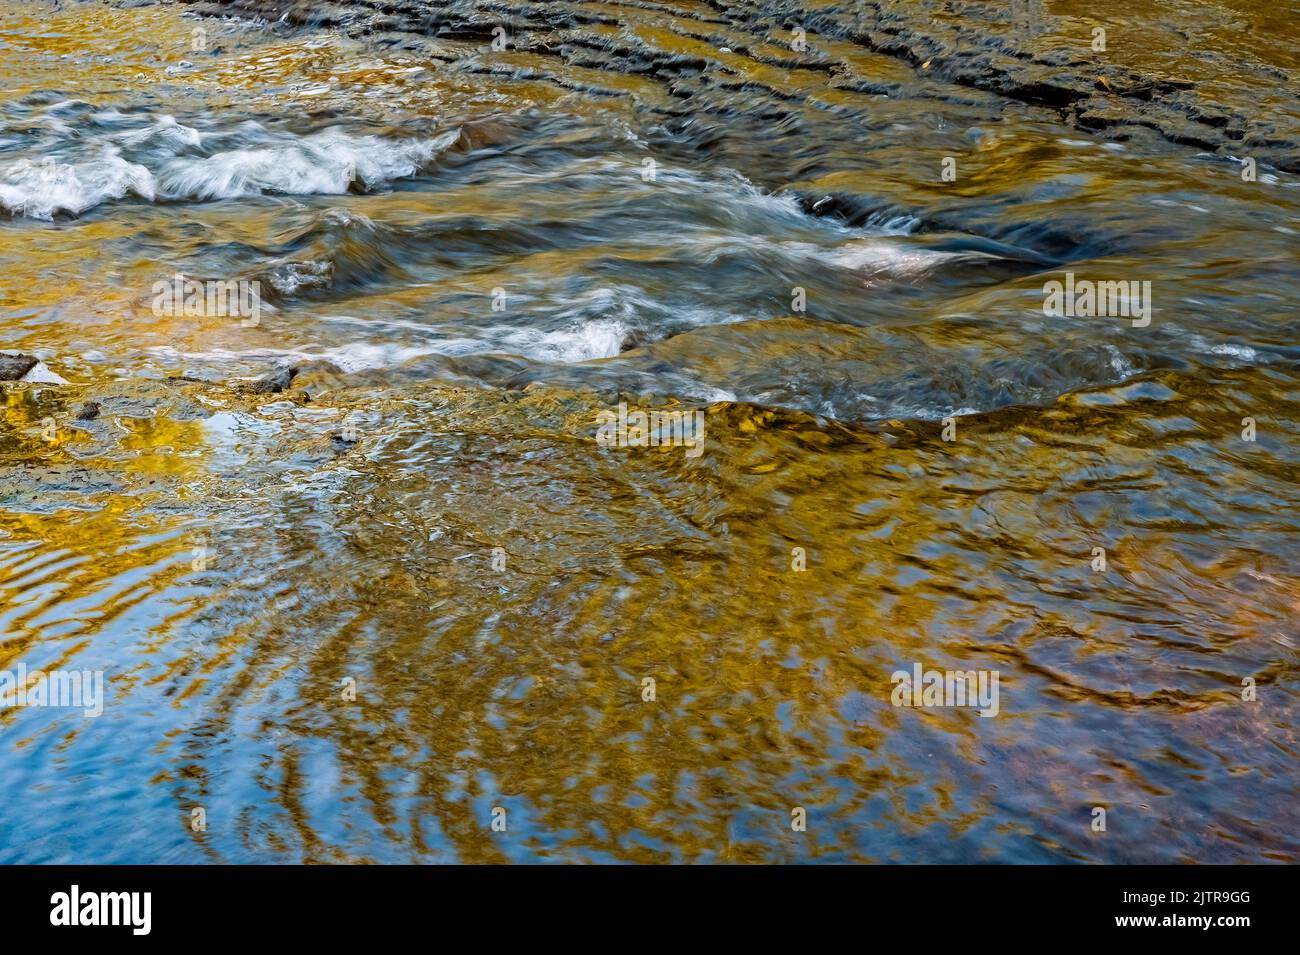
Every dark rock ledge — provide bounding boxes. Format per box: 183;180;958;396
182;0;1299;173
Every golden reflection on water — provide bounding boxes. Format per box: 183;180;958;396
5;364;1292;862
0;0;1297;864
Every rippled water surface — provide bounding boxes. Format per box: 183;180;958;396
0;0;1297;863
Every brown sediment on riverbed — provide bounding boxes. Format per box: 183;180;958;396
183;0;1299;173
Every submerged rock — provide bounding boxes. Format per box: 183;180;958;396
0;353;68;383
0;352;38;380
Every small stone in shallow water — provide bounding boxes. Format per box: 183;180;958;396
0;353;38;381
236;365;299;394
75;401;101;421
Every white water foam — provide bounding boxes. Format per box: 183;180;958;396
146;343;443;373
0;151;155;219
146;313;632;375
153;127;460;201
825;239;991;275
498;318;630;363
0;114;460;218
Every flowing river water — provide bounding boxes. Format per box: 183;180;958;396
0;0;1297;863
